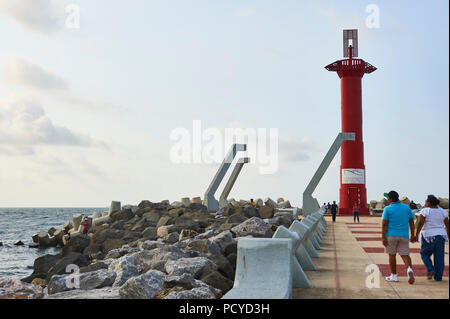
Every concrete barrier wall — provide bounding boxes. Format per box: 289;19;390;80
223;209;326;299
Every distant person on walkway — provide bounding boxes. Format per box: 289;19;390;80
382;191;416;284
353;203;360;223
331;201;338;222
321;203;327;212
250;199;256;208
410;201;418;210
82;217;89;235
327;202;331;213
415;195;449;281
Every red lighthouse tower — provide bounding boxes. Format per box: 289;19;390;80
325;29;376;215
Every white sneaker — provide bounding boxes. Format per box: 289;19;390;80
385;274;399;282
407;267;415;284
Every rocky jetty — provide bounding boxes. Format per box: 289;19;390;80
9;197;295;299
369;196;449;214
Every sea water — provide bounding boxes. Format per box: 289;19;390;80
0;207;104;279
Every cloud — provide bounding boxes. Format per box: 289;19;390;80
3;57;69;90
236;8;256;17
0;99;105;149
278;136;315;162
2;58;124;111
0;0;65;34
0;145;35;156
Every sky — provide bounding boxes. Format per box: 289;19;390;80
0;0;448;207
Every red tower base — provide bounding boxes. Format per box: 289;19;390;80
339;183;369;215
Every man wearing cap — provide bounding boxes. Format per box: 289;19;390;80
381;190;416;284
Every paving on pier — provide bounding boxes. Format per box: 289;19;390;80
293;216;449;299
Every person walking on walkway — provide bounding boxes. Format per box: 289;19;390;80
353;203;360;223
381;190;416;284
415;195;449;281
331;201;338;222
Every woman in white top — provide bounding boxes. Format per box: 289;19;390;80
415;195;449;281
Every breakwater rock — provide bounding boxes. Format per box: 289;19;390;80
19;198;293;299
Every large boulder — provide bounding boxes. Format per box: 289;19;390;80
133;246;190;274
207;254;235;281
61;235;90;256
46;252;90;282
157;225;179;238
79;269;117;290
119;270;165;299
184;239;221;255
162;232;179;244
400;197;411;206
209;230;234;253
109;255;139;287
258;205;274;219
156;216;174;228
83;243;103;260
278;200;292;209
79;261;109;274
22;254;61;283
104;246;141;259
47;269;116;294
141;226;158;240
165;257;216;278
231;217;273;238
110;208;134;223
160;273;221;299
199;269;233;294
227;214;248;224
102;238;126;254
264;197;277;208
195;229;221;240
369;200;378;209
438;197;449;209
0;277;44;299
179;229;199;241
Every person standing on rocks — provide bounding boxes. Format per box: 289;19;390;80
81;217;89;235
250;199;256;208
381;191;416;284
415;195;449;281
331;201;338;222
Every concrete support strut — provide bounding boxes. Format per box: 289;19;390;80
219;157;250;208
203;144;246;211
302;132;355;216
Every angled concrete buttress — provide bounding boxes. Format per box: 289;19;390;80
302;132;355;216
219;157;250;209
203;144;246;211
223;238;294;299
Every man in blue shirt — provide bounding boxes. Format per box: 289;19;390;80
381;190;416;284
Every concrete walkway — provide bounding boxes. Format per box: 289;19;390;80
292;216;449;299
